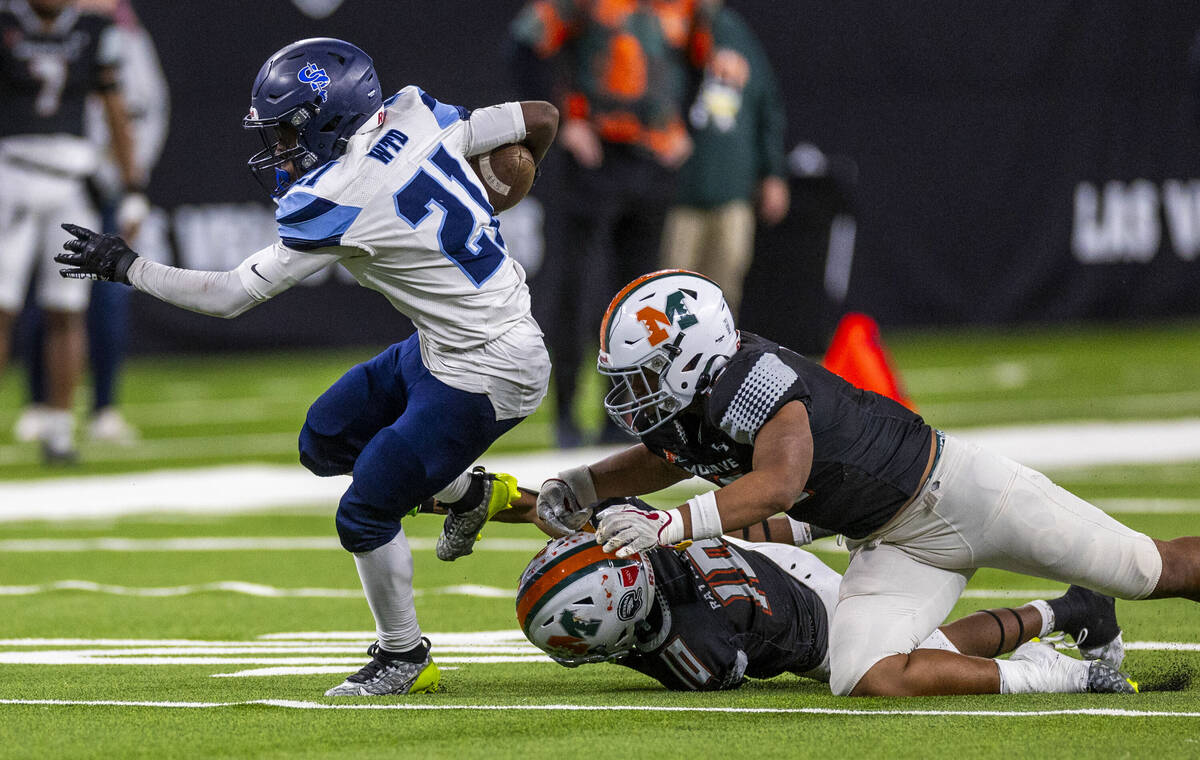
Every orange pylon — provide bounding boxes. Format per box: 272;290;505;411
822;313;915;410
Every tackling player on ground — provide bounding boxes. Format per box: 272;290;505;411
55;37;559;697
518;524;1130;693
534;269;1200;697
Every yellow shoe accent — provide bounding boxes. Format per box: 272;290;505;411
474;472;519;541
409;660;441;694
1127;678;1139;694
485;472;519;520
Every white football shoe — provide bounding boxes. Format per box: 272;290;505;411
12;405;49;443
88;409;140;445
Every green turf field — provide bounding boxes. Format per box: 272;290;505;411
1;322;1199;758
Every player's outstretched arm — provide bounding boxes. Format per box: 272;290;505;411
57;224;337;319
596;403;814;556
533;445;691;536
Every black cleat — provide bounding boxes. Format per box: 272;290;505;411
1056;585;1125;670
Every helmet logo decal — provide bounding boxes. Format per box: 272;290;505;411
559;610;602;638
636;306;671;346
619;565;640;587
298;62;331;102
545;635;590;655
664;290;699;330
617;588;644;621
635;289;699;346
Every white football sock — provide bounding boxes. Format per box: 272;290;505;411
433;471;472;503
997;643;1088;694
353;529;422;654
1027;599;1055;637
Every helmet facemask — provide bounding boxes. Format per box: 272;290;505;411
600;347;685;435
244;104;324;196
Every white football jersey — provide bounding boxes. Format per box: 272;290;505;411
270;87;548;417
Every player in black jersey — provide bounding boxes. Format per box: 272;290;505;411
0;0;143;461
517;514;1130;693
532;269;1200;697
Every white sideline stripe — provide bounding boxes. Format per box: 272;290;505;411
213;666;461;677
0;581;1094;600
0;581;512;599
0;582;1139;601
3;419;1200;522
1095;499;1200;514
0;631;531;646
212;666;386;677
0;537;549;553
0;644;540;656
257;631;529;643
954;418;1200;468
0;654;550;665
1;698;1198;718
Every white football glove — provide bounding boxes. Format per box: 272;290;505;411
536;465;598;536
595;503;681;558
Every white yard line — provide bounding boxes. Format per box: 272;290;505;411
0;581;512;599
0;697;1197;718
0;537;549;552
0;653;550;665
0;631;531;646
0;580;1092;600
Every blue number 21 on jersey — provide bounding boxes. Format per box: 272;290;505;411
393;144;507;287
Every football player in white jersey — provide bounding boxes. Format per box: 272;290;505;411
0;0;145;461
56;37;560;697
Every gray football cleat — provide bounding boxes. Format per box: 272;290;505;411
435;468;518;561
324;641;440;697
1086;658;1139;694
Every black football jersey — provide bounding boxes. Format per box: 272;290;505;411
615;538;827;691
0;2;117;138
641;331;933;538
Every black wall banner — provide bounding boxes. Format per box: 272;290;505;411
127;1;1200;354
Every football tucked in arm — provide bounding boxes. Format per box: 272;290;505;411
469;143;536;213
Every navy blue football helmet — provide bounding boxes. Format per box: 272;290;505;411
244;38;383;196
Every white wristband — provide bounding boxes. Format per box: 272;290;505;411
558;465;598;509
685;491;723;540
660;508;685;545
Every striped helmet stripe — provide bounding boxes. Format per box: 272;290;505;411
516;544;623;633
598;269;720;352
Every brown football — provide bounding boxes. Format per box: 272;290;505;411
469;143;536;213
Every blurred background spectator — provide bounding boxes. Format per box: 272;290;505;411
661;5;788;316
3;2;1200;458
0;0;144;462
14;0;168;449
508;0;736;448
